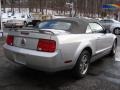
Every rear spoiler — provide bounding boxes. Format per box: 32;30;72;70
38;30;55;35
8;27;35;31
8;28;55;35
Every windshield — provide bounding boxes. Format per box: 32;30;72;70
37;20;72;30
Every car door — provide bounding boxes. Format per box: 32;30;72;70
89;23;109;54
104;29;114;49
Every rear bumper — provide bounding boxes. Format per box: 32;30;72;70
4;23;24;28
3;44;69;72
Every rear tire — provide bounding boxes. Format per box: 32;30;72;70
24;21;27;27
72;50;91;79
19;26;23;28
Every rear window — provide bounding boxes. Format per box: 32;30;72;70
38;20;72;30
99;20;113;23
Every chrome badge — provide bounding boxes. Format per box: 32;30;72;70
21;38;26;46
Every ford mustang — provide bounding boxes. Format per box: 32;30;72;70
3;18;117;79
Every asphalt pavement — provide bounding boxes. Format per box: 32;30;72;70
0;35;120;90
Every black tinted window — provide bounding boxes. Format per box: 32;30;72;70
99;20;113;23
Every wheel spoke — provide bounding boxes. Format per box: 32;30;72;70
80;55;89;74
80;64;85;73
115;29;120;35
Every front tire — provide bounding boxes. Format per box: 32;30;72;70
110;40;117;56
72;50;91;79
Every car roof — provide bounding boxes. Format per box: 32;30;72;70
53;17;97;23
100;19;120;23
48;17;98;34
100;19;113;21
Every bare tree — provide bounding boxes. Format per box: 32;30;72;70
1;0;120;17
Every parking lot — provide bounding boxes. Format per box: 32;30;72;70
2;0;120;89
0;30;120;90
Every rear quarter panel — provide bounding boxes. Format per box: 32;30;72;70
51;34;96;68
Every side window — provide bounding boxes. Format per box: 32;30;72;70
86;25;92;33
100;20;113;23
89;23;104;33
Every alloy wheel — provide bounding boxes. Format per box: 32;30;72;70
79;55;89;75
114;28;120;35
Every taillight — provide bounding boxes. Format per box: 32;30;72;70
37;39;56;52
6;35;14;46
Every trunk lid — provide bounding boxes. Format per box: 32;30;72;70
9;29;53;50
8;29;69;51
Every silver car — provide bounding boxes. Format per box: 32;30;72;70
99;19;120;35
3;18;117;79
4;19;24;28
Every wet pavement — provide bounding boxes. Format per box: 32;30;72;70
0;36;120;90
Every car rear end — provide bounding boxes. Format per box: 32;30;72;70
5;20;24;28
3;18;80;72
14;20;24;27
3;29;68;72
